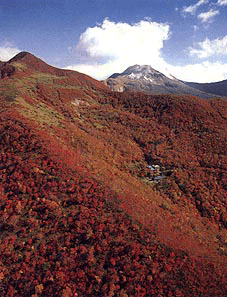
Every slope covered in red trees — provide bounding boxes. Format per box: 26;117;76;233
0;53;227;296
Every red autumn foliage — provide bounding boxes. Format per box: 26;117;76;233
0;52;227;296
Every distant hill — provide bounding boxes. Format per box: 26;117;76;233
103;65;224;98
185;79;227;97
0;53;227;296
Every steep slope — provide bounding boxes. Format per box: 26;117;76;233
0;53;227;296
185;79;227;97
103;65;221;98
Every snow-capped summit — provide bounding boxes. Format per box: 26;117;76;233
109;65;166;84
103;64;218;97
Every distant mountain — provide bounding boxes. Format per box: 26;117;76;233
185;80;227;97
103;65;223;98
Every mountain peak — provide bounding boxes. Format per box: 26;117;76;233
8;51;34;63
123;64;162;75
105;64;177;93
0;51;65;78
8;51;55;73
109;64;165;81
104;64;220;97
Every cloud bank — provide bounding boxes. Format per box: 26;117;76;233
169;61;227;83
66;18;170;79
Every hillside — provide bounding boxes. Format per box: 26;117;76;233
0;52;227;296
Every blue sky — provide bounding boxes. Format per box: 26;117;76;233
1;0;227;82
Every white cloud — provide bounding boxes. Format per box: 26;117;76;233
169;61;227;83
66;18;170;80
189;36;227;58
217;0;227;5
0;45;20;61
198;8;219;22
182;0;209;15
